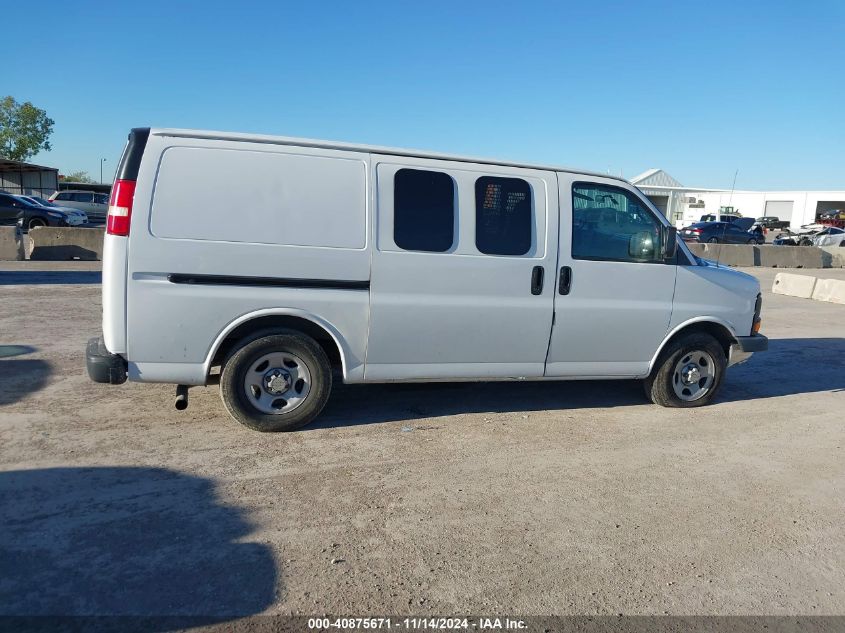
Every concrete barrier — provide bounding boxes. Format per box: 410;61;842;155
686;243;758;266
811;278;845;305
757;244;825;268
820;246;845;268
0;226;24;261
687;243;829;268
28;227;105;261
772;272;817;298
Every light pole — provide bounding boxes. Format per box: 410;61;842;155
100;158;107;184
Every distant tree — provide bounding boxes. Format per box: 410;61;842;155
61;170;95;183
0;96;54;162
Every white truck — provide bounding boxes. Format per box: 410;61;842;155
87;128;767;431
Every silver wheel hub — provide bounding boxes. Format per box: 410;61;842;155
243;352;312;415
672;350;716;402
680;364;701;385
263;369;291;395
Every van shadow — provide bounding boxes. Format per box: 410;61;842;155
0;348;51;405
0;467;276;621
316;378;647;429
314;338;845;428
718;337;845;402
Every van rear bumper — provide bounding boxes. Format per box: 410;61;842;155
86;337;128;384
728;334;768;367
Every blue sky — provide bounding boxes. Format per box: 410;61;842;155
5;0;843;189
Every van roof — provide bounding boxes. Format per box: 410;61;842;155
150;128;628;183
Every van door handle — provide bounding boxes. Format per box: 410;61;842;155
559;266;572;295
530;266;544;295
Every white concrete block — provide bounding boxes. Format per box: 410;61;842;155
811;278;845;305
772;272;817;299
0;226;24;260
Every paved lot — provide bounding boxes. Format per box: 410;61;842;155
1;264;843;618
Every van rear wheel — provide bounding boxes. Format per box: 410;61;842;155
220;332;332;431
644;333;726;407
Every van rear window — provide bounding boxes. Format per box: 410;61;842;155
393;169;455;253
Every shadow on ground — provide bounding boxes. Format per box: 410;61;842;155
0;270;102;285
314;338;845;429
316;379;644;429
720;337;845;402
0;353;51;405
0;467;276;620
0;345;36;359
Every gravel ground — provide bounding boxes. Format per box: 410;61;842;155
0;264;843;620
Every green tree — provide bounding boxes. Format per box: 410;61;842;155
62;170;95;184
0;96;54;162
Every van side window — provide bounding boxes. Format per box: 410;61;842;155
572;183;662;263
475;177;532;256
394;168;455;252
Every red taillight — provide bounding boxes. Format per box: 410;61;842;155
106;179;136;236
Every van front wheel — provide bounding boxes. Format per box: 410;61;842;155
220;332;332;431
644;333;726;407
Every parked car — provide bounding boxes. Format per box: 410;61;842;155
699;213;743;223
755;216;790;230
86;127;767;431
812;226;845;247
775;223;827;244
49;190;109;221
0;192;80;230
18;195;88;225
681;218;763;244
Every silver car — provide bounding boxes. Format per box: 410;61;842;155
49;190;109;222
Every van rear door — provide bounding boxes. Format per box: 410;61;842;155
365;156;558;380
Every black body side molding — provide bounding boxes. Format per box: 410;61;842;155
167;273;370;291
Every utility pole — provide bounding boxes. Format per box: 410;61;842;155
100;158;107;184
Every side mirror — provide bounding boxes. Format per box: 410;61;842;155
628;231;657;260
664;226;678;260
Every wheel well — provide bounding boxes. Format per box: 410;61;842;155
210;315;343;372
659;321;735;361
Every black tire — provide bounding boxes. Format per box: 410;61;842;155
28;218;46;231
643;333;726;408
220;331;332;432
707;237;719;243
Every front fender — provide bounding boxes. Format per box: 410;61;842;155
647;317;739;374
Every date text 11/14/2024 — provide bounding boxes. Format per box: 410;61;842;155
308;617;527;630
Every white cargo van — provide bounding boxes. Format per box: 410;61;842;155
86;128;767;431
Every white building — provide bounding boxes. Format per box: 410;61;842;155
630;169;845;229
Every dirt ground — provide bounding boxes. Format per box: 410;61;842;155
1;263;844;620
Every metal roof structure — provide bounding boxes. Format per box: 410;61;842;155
0;158;58;173
630;168;684;188
0;157;59;197
152;128;629;183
